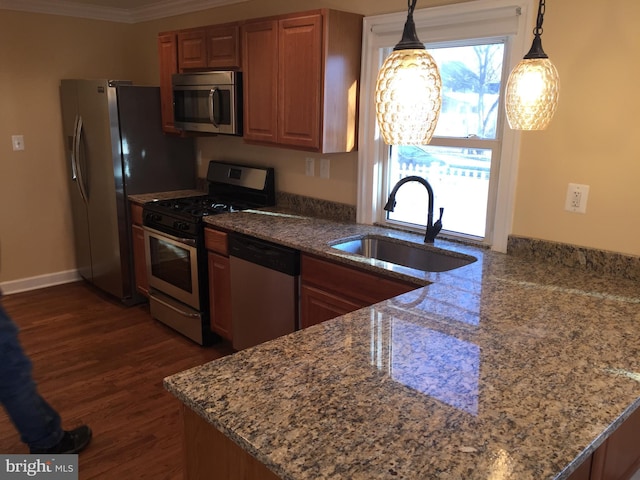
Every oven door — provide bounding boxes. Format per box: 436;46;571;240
144;227;200;310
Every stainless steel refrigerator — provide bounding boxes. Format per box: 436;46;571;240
59;79;196;305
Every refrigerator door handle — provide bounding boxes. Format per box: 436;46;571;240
73;115;89;204
208;88;219;128
71;115;80;181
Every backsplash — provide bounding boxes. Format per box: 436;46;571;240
507;235;640;282
276;192;356;223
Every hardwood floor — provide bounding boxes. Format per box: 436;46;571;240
0;282;234;479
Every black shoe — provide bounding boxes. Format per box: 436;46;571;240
31;425;92;454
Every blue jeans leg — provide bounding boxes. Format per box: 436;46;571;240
0;303;63;451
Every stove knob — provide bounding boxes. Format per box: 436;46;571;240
145;213;161;222
174;221;190;231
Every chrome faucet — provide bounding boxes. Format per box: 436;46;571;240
383;176;444;243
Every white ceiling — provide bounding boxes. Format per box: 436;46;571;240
0;0;249;23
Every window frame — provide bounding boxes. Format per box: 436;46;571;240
357;0;535;252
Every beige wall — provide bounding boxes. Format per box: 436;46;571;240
0;0;638;286
0;11;135;284
512;0;640;255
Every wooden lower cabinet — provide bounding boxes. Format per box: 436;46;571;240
130;203;148;297
568;456;592;480
300;254;416;329
208;252;232;341
182;404;279;480
588;405;640;480
300;284;363;328
566;404;640;480
205;228;232;341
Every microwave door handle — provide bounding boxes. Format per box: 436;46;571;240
208;88;219;128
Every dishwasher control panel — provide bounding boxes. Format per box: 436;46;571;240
228;233;300;276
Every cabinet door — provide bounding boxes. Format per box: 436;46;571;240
178;29;207;70
207;24;241;69
278;14;322;150
208;252;232;341
241;20;278;143
590;404;640;480
157;32;180;134
300;284;363;329
131;224;149;297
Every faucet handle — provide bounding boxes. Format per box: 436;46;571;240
433;207;444;232
425;208;444;243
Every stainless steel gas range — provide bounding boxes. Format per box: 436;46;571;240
142;161;275;345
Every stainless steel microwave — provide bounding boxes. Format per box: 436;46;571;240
172;71;242;135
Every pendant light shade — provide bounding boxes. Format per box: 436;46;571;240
375;0;442;145
505;0;559;130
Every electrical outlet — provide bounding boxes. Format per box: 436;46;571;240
11;135;24;151
320;158;330;179
305;157;315;176
565;183;589;214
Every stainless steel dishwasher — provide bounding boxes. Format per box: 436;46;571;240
228;233;300;351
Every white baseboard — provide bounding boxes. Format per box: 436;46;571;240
0;270;81;295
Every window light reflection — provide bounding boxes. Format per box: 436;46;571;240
371;313;480;415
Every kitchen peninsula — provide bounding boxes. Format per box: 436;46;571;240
164;208;640;480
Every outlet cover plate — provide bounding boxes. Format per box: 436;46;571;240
565;183;589;214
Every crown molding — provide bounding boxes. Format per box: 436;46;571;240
0;0;249;24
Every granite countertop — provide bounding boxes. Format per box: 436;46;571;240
164;208;640;480
128;189;205;205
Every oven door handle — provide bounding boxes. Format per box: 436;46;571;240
143;226;197;248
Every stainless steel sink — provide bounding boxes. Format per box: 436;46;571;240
331;235;476;272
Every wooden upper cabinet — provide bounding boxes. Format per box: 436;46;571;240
241;20;278;144
157;32;180;134
277;14;322;150
177;24;241;71
206;24;241;69
242;9;363;153
177;28;208;70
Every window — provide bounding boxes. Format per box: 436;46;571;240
358;0;535;252
386;41;506;241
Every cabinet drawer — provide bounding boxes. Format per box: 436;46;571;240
131;203;143;226
205;228;228;255
300;284;363;329
301;254;416;305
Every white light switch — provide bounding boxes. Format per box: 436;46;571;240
12;135;25;151
320;158;330;179
305;157;315;176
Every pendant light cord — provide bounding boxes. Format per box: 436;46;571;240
533;0;545;36
523;0;548;59
408;0;418;16
394;0;425;50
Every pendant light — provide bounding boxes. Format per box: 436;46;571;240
375;0;442;145
505;0;559;130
